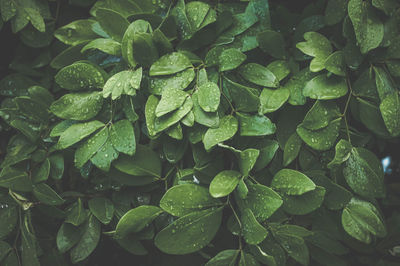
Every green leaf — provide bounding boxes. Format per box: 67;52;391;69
0;206;18;239
206;249;239;266
259;88;290;114
380;93;400;136
55;62;105;91
238;149;260;177
156;87;188;117
145;95;159;137
57;120;105;150
303;74;348;100
88;197;114;225
150;52;192;76
198;81;221;112
257;30;287;59
237;112;276;136
283;133;302;167
325;51;346;76
203;115;238;150
327;139;352;168
150;68;195;95
343;147;385;198
210;170;242;198
224;77;260;113
95;8;129;42
121;20;151;68
113;144;161;178
239;251;260;266
115;205;162;239
160;184;222;217
267;60;291;81
154;96;193;133
56;223;81;253
154;207;223;255
342;197;386;243
235;183;283;222
74;127;108;168
219;48;247;72
0;0;17;22
54;19;98;46
33;183;64;206
374;66;396;100
65;199;89;226
238;63;279;88
242;209;268;245
296;118;341;151
192;92;220;128
90;138;119;171
32;158;50;183
14;96;49;123
296;31;332;58
271;169;316;196
103;68;142;100
348;0;384;54
110;119;136;156
25;7;45;32
301;100;341;130
185;1;210;30
81;38;122;56
283;68;318;106
0;167;32;192
70;215;101;264
49;153;64;180
274;232;309;265
253;140;279;171
282;186;326;215
325;0;348;25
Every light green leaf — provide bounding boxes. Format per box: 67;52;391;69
25;7;45;32
348;0;384;54
327;139;352;168
239;63;279;88
154;96;193;133
380;93;400;136
238;149;260;177
235;183;283;222
57;120;105;150
266;60;291;81
110;119;136;156
242;209;268;245
283;68;318;105
197;81;221;112
186;1;210;30
271;169;316;196
70;215;101;264
303;75;348;100
219;48;247;72
103;68;142;100
154;207;223;255
203;115;238;150
160;184;222;217
95;8;129;42
74;127;108;168
33;183;64;206
297;118;341;151
55;62;105;91
237;112;276;136
150;52;192;76
259;88;290;114
115;205;162;239
342;197;386;243
325;51;346;76
296;31;332;58
301;100;341;130
88;197;114;225
149;68;195;95
156;87;188;117
90;138;119;171
81;38;122;56
210;170;242;198
343;147;385;198
192;92;220;128
50;92;103;122
145;95;159;137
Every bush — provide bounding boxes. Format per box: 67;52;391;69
0;0;400;265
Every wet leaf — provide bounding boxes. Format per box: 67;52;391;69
55;62;105;91
209;170;242;198
197;81;221;112
237;112;276;136
57;120;105;150
239;63;279;88
303;75;348;100
242;209;268;245
203;115;238;150
110;119;136;156
219;48;247;72
271;169;316;196
150;52;192;76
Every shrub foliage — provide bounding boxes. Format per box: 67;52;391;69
0;0;400;265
